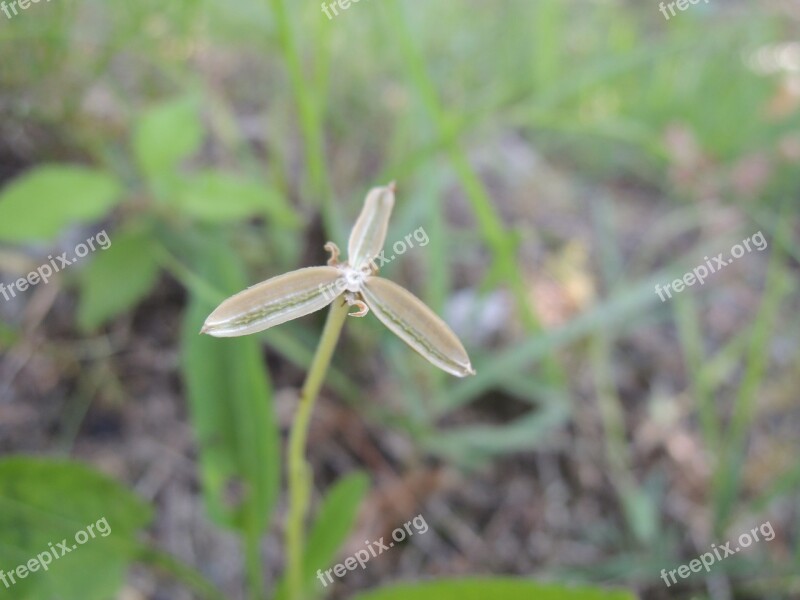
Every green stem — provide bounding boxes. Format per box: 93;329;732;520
286;298;350;600
267;0;339;240
385;0;565;391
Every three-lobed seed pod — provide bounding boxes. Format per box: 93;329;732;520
202;182;475;377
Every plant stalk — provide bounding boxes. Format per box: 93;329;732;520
286;298;350;600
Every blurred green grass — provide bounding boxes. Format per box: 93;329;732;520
1;0;799;598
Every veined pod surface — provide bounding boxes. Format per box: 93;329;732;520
348;183;395;270
361;276;475;377
202;266;343;337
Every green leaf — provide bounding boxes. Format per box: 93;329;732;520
133;97;203;180
352;578;637;600
274;471;370;600
305;472;370;577
180;230;279;534
77;225;160;332
0;166;122;242
440;273;664;416
619;485;659;546
426;403;570;466
173;170;300;227
0;457;152;600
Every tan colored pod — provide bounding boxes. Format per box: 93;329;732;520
361;276;475;377
202;266;344;337
347;183;395;270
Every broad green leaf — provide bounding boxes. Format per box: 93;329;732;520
352;578;637;600
0;166;122;242
305;472;370;578
274;471;370;600
180;230;279;533
133;97;203;180
173;170;299;227
77;226;160;332
0;457;152;600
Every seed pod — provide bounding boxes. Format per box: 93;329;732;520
202;266;343;337
348;183;395;270
361;276;475;377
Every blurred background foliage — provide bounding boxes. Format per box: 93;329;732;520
0;0;799;598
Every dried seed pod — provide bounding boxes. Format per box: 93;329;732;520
347;183;395;270
202;266;343;337
203;182;475;377
361;276;475;377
